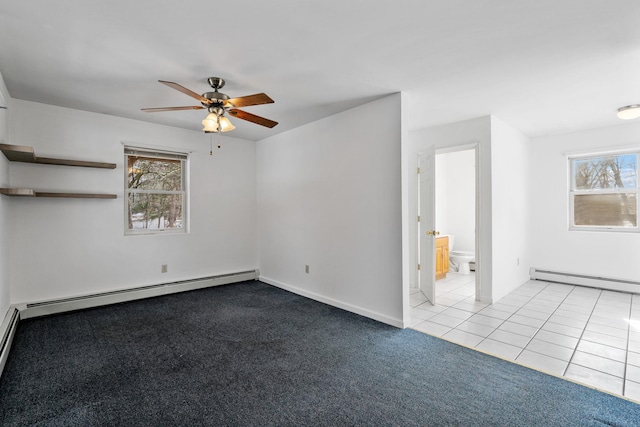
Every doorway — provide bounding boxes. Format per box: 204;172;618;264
417;144;479;307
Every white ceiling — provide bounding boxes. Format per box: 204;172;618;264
1;1;639;141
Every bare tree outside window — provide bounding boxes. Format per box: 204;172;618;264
125;148;187;234
570;152;638;230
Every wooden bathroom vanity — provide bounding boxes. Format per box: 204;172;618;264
435;236;450;280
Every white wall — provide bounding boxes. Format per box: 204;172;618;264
257;94;403;326
490;116;531;301
8;100;257;303
435;149;475;252
408;116;493;302
0;73;10;315
434;154;449;240
530;122;640;283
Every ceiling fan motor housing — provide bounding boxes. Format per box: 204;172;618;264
203;77;229;108
207;77;225;90
208;105;225;116
202;91;229;108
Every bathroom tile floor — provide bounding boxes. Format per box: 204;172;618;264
410;271;640;403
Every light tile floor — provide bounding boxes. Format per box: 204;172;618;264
410;271;640;402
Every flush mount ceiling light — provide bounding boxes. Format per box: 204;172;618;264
617;105;640;120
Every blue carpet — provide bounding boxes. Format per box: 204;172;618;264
1;281;639;426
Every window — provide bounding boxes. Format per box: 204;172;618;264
125;147;188;234
569;150;638;231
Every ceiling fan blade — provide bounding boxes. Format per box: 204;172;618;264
225;93;274;108
228;109;278;128
159;80;210;104
141;106;205;112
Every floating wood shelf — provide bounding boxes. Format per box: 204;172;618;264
0;188;117;199
0;144;116;169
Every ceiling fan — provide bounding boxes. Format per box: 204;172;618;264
141;77;278;133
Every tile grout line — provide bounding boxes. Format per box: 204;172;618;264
621;295;635;396
511;283;583;361
473;281;553;352
432;281;606;366
561;288;604;377
413;280;635;400
466;282;555;348
411;274;477;331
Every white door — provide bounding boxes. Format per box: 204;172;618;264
418;149;436;304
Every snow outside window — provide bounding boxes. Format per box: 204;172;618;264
125;147;188;235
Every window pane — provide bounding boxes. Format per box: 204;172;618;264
128;193;184;230
128;156;182;191
573;154;637;190
574;193;637;227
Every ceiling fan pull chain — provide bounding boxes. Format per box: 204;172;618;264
217;116;222;149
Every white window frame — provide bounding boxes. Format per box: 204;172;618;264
568;149;639;233
125;146;189;235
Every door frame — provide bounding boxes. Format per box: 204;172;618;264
416;142;481;303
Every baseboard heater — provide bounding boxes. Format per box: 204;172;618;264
0;307;20;376
19;269;259;320
530;268;640;294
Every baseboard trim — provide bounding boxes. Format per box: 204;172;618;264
0;306;20;376
19;270;259;320
260;275;403;328
1;271;260;379
530;268;640;294
2;271;403;380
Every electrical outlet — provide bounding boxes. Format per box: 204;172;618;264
305;265;309;274
161;264;168;273
516;258;520;266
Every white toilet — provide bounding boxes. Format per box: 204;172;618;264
448;235;475;275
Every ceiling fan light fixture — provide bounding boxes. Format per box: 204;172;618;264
202;112;236;133
617;105;640;120
202;113;219;132
218;116;236;132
